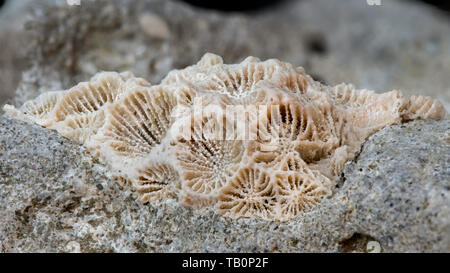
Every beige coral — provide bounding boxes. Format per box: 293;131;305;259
272;171;331;221
52;110;106;143
217;167;275;220
88;84;177;158
402;95;447;121
3;53;447;222
175;112;245;205
249;93;340;176
16;91;63;126
52;72;128;123
3;71;137;140
162;53;312;99
131;161;180;203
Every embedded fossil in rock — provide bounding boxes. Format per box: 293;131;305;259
3;53;447;221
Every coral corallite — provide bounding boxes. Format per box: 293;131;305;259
4;53;447;221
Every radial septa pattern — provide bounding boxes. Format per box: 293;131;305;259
20;91;63;125
217;167;275;220
52;110;106;143
176;136;244;198
402;95;447;121
273;171;330;221
93;85;177;157
132;162;180;203
53;72;126;122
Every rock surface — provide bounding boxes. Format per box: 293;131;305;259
340;119;450;252
0;117;448;252
1;0;449;110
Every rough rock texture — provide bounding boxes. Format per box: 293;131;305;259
1;116;448;252
340;119;450;252
1;0;449;111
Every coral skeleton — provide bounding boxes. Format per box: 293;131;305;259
4;53;447;221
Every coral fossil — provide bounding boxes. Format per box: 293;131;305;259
4;53;447;222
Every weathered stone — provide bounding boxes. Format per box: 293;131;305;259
340;119;450;252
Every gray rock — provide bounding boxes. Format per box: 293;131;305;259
340;119;450;252
0;116;448;252
1;0;449;110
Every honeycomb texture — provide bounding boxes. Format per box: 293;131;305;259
4;53;447;222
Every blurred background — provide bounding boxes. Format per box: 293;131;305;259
0;0;449;111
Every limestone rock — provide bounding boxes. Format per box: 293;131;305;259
340;119;450;252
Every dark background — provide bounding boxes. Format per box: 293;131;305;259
180;0;450;13
0;0;449;13
186;0;450;13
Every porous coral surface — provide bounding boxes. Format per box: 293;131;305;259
4;53;446;221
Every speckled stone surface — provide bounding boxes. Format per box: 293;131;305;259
340;119;450;252
0;117;448;252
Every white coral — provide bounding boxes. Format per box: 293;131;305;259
3;53;447;222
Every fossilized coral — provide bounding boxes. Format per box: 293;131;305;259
131;160;181;203
217;166;275;220
273;170;331;221
4;53;447;222
88;84;177;158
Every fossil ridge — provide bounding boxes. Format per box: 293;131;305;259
3;53;447;221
